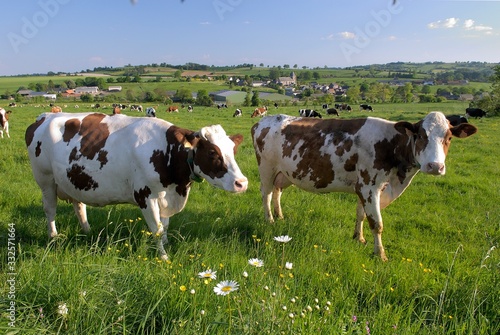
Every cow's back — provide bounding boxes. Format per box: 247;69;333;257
252;114;398;193
26;113;174;206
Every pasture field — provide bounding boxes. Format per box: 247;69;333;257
0;102;499;334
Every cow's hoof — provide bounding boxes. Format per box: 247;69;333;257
161;254;169;261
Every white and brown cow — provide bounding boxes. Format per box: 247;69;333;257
26;112;248;259
251;112;477;261
251;106;268;118
0;108;12;138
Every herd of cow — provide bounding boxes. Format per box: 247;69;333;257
0;103;483;261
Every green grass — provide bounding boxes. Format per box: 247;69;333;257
1;102;499;334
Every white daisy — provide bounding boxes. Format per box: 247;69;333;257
274;235;292;243
213;280;239;296
198;269;217;280
248;258;264;267
57;303;68;317
285;262;293;270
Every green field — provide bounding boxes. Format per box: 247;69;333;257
1;102;499;334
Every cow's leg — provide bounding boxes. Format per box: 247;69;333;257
356;186;387;261
141;199;169;260
272;172;292;220
353;199;366;244
258;169;276;223
72;201;90;234
40;182;58;238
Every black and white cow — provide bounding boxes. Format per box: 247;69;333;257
299;109;322;118
465;108;486;119
146;107;156;117
326;108;339;116
25;112;248;260
233;109;242;117
360;104;373;111
446;115;468;127
0;108;12;138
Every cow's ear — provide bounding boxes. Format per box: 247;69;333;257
394;121;416;135
230;134;244;153
451;123;477;138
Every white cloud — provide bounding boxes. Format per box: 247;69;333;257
89;56;104;63
338;31;356;39
388;35;397;41
428;17;459;29
199;21;210;25
464;19;493;32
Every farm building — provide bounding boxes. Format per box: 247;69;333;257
75;86;99;95
209;90;247;104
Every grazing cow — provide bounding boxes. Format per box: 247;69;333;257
274;102;279;109
322;104;328;109
51;106;62;113
360;104;373;111
251;112;477;261
251;106;268;118
146;107;156;117
336;103;351;111
92;103;101;109
187;105;193;113
446;115;468;127
8;102;17;107
130;104;143;112
0;108;12;138
465;108;486;119
299;109;322;118
167;106;179;113
326;108;339;116
25;112;248;260
233;109;242;117
112;106;121;115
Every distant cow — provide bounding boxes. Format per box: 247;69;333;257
465;108;486;119
146;107;156;117
326;108;339;116
112;106;121;115
0;108;12;138
251;112;477;261
446;115;468;127
92;104;101;109
233;109;242;117
8;102;16;107
51;106;62;113
25;112;248;260
167;106;179;113
322;104;328;109
187;105;193;112
130;104;143;112
274;103;279;109
299;109;322;118
251;106;268;118
336;103;351;111
360;104;373;111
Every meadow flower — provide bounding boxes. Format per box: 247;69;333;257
57;303;68;317
248;258;264;267
213;280;239;296
200;310;205;316
179;285;187;292
274;235;292;243
190;289;196;294
285;262;293;270
198;269;217;280
242;271;249;278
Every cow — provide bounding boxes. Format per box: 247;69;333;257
251;106;268;118
112;106;121;115
92;104;101;109
0;108;12;138
51;106;62;113
146;107;156;117
25;112;248;260
233;109;242;117
130;104;143;112
446;115;468;127
322;104;329;109
167;106;179;113
8;102;17;107
187;105;193;113
251;112;477;261
465;108;486;119
299;109;322;118
274;102;279;109
326;108;339;116
360;104;373;111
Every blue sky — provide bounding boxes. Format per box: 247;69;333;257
0;0;498;76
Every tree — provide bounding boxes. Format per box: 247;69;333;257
174;70;182;80
421;85;431;94
251;91;260;106
269;68;281;81
175;87;192;102
244;91;251;107
196;89;212;106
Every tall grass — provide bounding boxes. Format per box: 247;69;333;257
1;102;498;334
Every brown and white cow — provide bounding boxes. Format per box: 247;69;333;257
0;108;12;138
26;112;248;260
251;112;477;261
167;106;179;113
251;106;268;118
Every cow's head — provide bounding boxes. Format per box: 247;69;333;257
185;125;248;193
395;112;477;175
